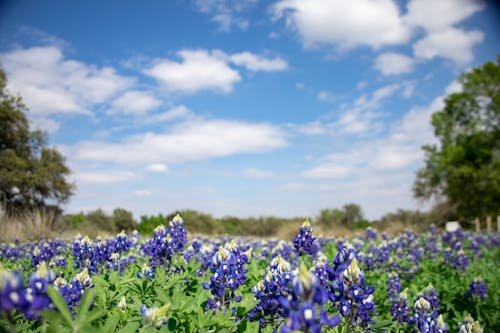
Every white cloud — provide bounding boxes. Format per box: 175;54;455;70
402;82;416;98
317;90;335;103
281;182;309;191
109;90;162;115
146;163;169;173
370;145;422;170
413;27;484;64
404;0;485;33
144;49;241;93
0;46;134;116
302;164;352;179
75;119;287;164
403;0;485;64
229;52;288;71
193;0;258;32
133;190;152;196
272;0;409;49
153;105;193;122
243;167;274;178
355;84;400;109
76;170;140;185
292;121;328;135
293;84;399;137
336;109;383;135
374;52;414;75
30;117;60;134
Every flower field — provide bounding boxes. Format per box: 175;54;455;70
1;215;499;333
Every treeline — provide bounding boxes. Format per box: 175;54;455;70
60;201;462;238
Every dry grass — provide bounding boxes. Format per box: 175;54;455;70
0;209;65;242
0;211;118;243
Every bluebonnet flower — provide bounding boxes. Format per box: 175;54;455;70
457;314;483;333
387;272;402;300
271;240;296;263
313;253;331;288
0;264;29;314
202;241;249;312
130;229;140;245
417;284;440;313
248;254;293;328
338;258;375;327
365;227;378;240
137;263;155;279
31;240;66;268
141;214;188;269
466;278;487;302
72;235;99;274
0;262;55;319
119;255;137;274
57;267;93;315
112;230;132;254
141;303;171;327
412;296;446;333
293;218;318;256
390;289;411;324
169;213;188;252
278;264;340;333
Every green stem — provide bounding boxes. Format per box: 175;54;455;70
344;314;352;333
475;302;482;322
6;312;17;333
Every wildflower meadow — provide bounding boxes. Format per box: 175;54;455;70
1;215;499;332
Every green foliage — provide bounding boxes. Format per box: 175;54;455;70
0;68;74;215
67;211;87;227
139;213;167;235
318;208;344;228
112;208;138;232
87;208;115;232
414;55;500;219
317;203;364;228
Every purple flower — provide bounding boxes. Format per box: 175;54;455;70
466;278;487;302
278;264;340;333
293;218;319;256
202;241;248;312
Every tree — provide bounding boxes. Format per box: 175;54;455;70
317;208;344;227
0;68;74;214
112;208;137;232
413;55;500;220
341;203;364;227
86;209;114;232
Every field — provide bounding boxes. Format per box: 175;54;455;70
1;215;499;333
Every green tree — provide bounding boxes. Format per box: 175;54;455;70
0;69;74;214
317;208;344;227
341;203;364;227
86;209;114;233
413;56;500;219
112;208;137;232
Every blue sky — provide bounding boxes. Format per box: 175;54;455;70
1;0;499;220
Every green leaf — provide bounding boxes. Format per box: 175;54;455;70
155;286;170;303
76;288;94;324
101;313;120;333
46;285;74;326
80;307;106;327
116;322;141;333
372;319;393;332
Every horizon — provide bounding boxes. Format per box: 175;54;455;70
1;0;499;220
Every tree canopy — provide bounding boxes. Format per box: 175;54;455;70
0;69;74;214
413;55;500;220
